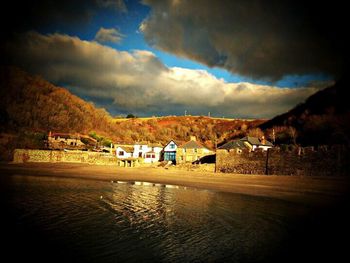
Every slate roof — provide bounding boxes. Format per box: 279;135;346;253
240;136;273;147
219;136;273;150
218;140;246;150
119;146;134;153
179;140;209;149
149;143;163;148
51;133;76;139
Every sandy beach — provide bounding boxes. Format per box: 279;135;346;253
1;162;349;206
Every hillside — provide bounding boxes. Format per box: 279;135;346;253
259;78;350;145
112;115;264;148
0;66;114;135
0;66;263;160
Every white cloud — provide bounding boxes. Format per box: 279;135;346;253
94;27;125;44
7;31;322;118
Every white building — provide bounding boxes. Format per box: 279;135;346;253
115;142;163;163
163;140;178;163
143;143;163;163
132;142;149;158
116;146;134;159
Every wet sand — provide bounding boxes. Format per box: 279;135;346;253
1;162;349;205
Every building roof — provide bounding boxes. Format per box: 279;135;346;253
149;143;163;148
50;133;76;139
240;136;273;147
80;135;97;143
164;140;178;148
50;132;98;143
179;140;209;150
118;146;134;153
219;140;246;150
134;141;149;145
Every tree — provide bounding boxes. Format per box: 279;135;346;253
288;126;298;145
248;128;264;138
126;114;136;118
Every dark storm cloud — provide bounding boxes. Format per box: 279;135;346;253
141;0;346;80
0;0;126;40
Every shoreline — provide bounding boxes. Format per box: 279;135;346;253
1;162;349;206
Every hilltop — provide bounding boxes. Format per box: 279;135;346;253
0;66;263;160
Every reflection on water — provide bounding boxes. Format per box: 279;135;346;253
1;175;344;263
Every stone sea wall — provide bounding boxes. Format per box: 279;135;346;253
13;149;118;165
216;145;349;176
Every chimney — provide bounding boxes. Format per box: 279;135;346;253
190;136;197;141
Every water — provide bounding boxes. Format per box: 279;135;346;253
0;174;348;263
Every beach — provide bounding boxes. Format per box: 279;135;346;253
1;162;349;206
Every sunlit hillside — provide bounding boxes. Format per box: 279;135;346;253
0;67;264;160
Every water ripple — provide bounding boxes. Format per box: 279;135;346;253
4;175;312;262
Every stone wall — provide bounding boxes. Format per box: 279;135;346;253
216;145;349;176
13;149;118;165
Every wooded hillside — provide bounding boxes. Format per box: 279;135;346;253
259;78;350;145
0;67;263;160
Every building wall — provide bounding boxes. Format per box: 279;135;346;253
13;149;118;165
164;141;177;152
48;136;85;148
176;148;213;164
132;144;149;158
216;145;349;176
143;147;162;163
132;144;162;158
116;147;133;159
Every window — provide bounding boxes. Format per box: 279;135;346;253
170;143;175;149
119;151;124;156
194;148;198;153
139;145;142;150
138;152;142;158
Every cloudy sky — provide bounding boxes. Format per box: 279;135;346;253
1;0;346;118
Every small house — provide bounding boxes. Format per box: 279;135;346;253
241;136;273;151
162;140;178;163
116;146;134;159
176;136;214;164
218;139;246;153
132;142;149;158
143;143;163;163
47;132;94;149
220;136;273;152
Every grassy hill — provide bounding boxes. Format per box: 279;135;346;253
0;66;263;160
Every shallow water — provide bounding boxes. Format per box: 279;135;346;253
0;174;348;262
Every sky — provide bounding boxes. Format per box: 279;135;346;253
0;0;346;118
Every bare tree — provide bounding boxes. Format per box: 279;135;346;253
289;126;298;145
248;128;264;138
